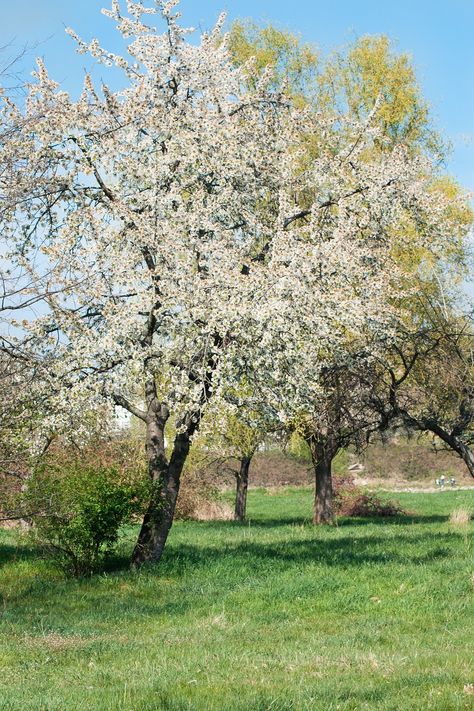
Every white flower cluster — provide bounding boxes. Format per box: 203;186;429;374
0;0;465;443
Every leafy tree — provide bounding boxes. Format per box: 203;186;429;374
0;1;417;563
370;299;474;479
202;394;278;521
319;35;442;154
2;2;467;562
228;20;318;102
228;21;472;523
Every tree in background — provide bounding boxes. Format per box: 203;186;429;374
228;21;472;523
300;360;382;523
368;298;474;479
201;389;280;521
318;35;442;154
228;20;318;102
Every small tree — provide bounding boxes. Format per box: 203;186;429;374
371;300;474;479
206;400;275;522
291;358;383;524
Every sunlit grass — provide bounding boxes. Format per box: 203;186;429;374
0;488;472;710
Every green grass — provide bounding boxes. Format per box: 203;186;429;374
1;488;473;710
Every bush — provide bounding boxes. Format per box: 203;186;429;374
175;466;232;521
23;461;147;576
333;475;404;518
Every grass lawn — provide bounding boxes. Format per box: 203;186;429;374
0;488;473;710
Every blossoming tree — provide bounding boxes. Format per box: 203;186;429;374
227;22;472;523
1;0;461;564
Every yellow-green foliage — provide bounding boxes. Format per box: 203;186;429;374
349;37;425;133
230;26;440;153
321;35;438;152
288;431;312;461
228;20;318;102
228;22;472;278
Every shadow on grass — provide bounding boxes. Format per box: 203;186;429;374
158;530;453;577
0;541;38;567
203;512;450;529
337;513;449;526
0;509;452;574
0;509;460;623
0;536;458;639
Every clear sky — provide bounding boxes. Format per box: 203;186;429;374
2;0;473;193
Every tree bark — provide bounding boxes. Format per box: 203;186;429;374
398;410;474;481
131;402;191;568
234;455;251;522
309;435;337;525
421;418;474;479
457;441;474;478
129;328;219;567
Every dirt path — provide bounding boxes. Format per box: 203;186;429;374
369;484;474;493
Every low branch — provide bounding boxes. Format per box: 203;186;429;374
112;393;147;422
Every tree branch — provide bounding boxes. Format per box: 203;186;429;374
112;393;147;421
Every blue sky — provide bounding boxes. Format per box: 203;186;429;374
2;0;473;193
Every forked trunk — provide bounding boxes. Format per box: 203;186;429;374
131;414;190;568
234;455;251;522
309;435;337;525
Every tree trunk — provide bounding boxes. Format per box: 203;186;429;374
127;335;218;567
234;455;251;522
309;435;337;525
425;420;474;479
131;412;190;568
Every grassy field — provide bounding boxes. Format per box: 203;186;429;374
1;488;473;710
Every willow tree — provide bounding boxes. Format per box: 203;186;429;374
228;20;318;102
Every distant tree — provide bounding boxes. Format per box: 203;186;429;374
203;393;278;521
369;300;474;479
299;361;381;523
318;35;443;154
228;20;318;102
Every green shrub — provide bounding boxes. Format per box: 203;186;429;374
23;462;147;576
